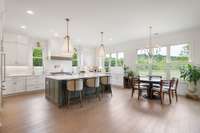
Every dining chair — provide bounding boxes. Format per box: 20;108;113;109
66;79;83;107
152;79;174;104
131;76;148;100
171;77;179;102
84;77;101;100
100;76;112;97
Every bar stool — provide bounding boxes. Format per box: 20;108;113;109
66;79;83;107
100;76;112;97
84;77;101;100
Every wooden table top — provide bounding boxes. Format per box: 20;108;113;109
139;77;161;84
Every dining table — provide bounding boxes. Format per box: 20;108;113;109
139;76;161;99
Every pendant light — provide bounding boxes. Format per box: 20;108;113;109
63;18;73;56
99;32;105;57
145;26;160;58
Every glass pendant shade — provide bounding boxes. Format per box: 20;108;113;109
99;44;105;57
63;35;73;56
98;32;105;57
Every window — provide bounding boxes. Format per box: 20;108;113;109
136;49;150;76
72;48;78;67
152;47;167;77
33;48;43;66
170;44;189;78
104;54;110;72
117;52;124;66
137;48;149;64
110;53;117;67
136;43;190;78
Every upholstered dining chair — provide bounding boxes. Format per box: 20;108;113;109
66;79;83;107
84;77;101;100
131;76;148;100
100;76;112;97
152;79;175;104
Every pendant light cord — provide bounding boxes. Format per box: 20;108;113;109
101;32;104;45
149;26;152;48
65;18;70;52
66;18;69;36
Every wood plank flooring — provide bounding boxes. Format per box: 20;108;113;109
1;87;200;133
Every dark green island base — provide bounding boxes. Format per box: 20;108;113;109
45;78;67;107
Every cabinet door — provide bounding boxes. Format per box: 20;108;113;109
4;42;17;65
4;77;17;95
16;43;29;66
45;79;50;96
15;77;26;93
26;75;45;91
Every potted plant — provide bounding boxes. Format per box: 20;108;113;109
123;64;129;76
127;70;134;78
180;64;200;100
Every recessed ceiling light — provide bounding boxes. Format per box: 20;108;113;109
20;25;27;29
109;38;113;41
26;10;34;15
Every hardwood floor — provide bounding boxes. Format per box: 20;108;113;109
1;87;200;133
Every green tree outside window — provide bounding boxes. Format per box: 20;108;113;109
72;48;78;67
33;48;43;66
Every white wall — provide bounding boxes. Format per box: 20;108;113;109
106;28;200;95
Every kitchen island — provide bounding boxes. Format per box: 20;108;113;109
45;73;111;107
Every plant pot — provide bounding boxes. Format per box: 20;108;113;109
186;82;200;100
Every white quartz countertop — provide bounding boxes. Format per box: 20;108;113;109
46;73;111;80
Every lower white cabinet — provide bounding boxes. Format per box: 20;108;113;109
4;77;26;94
3;75;45;95
26;75;45;91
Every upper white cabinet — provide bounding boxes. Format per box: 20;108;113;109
4;34;28;44
17;43;29;65
4;42;17;65
4;33;31;66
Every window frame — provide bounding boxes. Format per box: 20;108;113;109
136;42;191;79
72;49;79;67
32;47;43;67
105;52;125;68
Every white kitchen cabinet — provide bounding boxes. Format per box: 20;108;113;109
4;77;26;95
4;33;31;66
17;43;29;65
4;42;17;65
4;33;28;44
26;75;45;91
3;75;45;95
4;42;30;66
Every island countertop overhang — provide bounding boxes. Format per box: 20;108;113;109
45;73;111;81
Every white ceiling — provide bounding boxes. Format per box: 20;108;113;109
5;0;200;46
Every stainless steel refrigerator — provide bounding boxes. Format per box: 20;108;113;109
0;0;5;108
